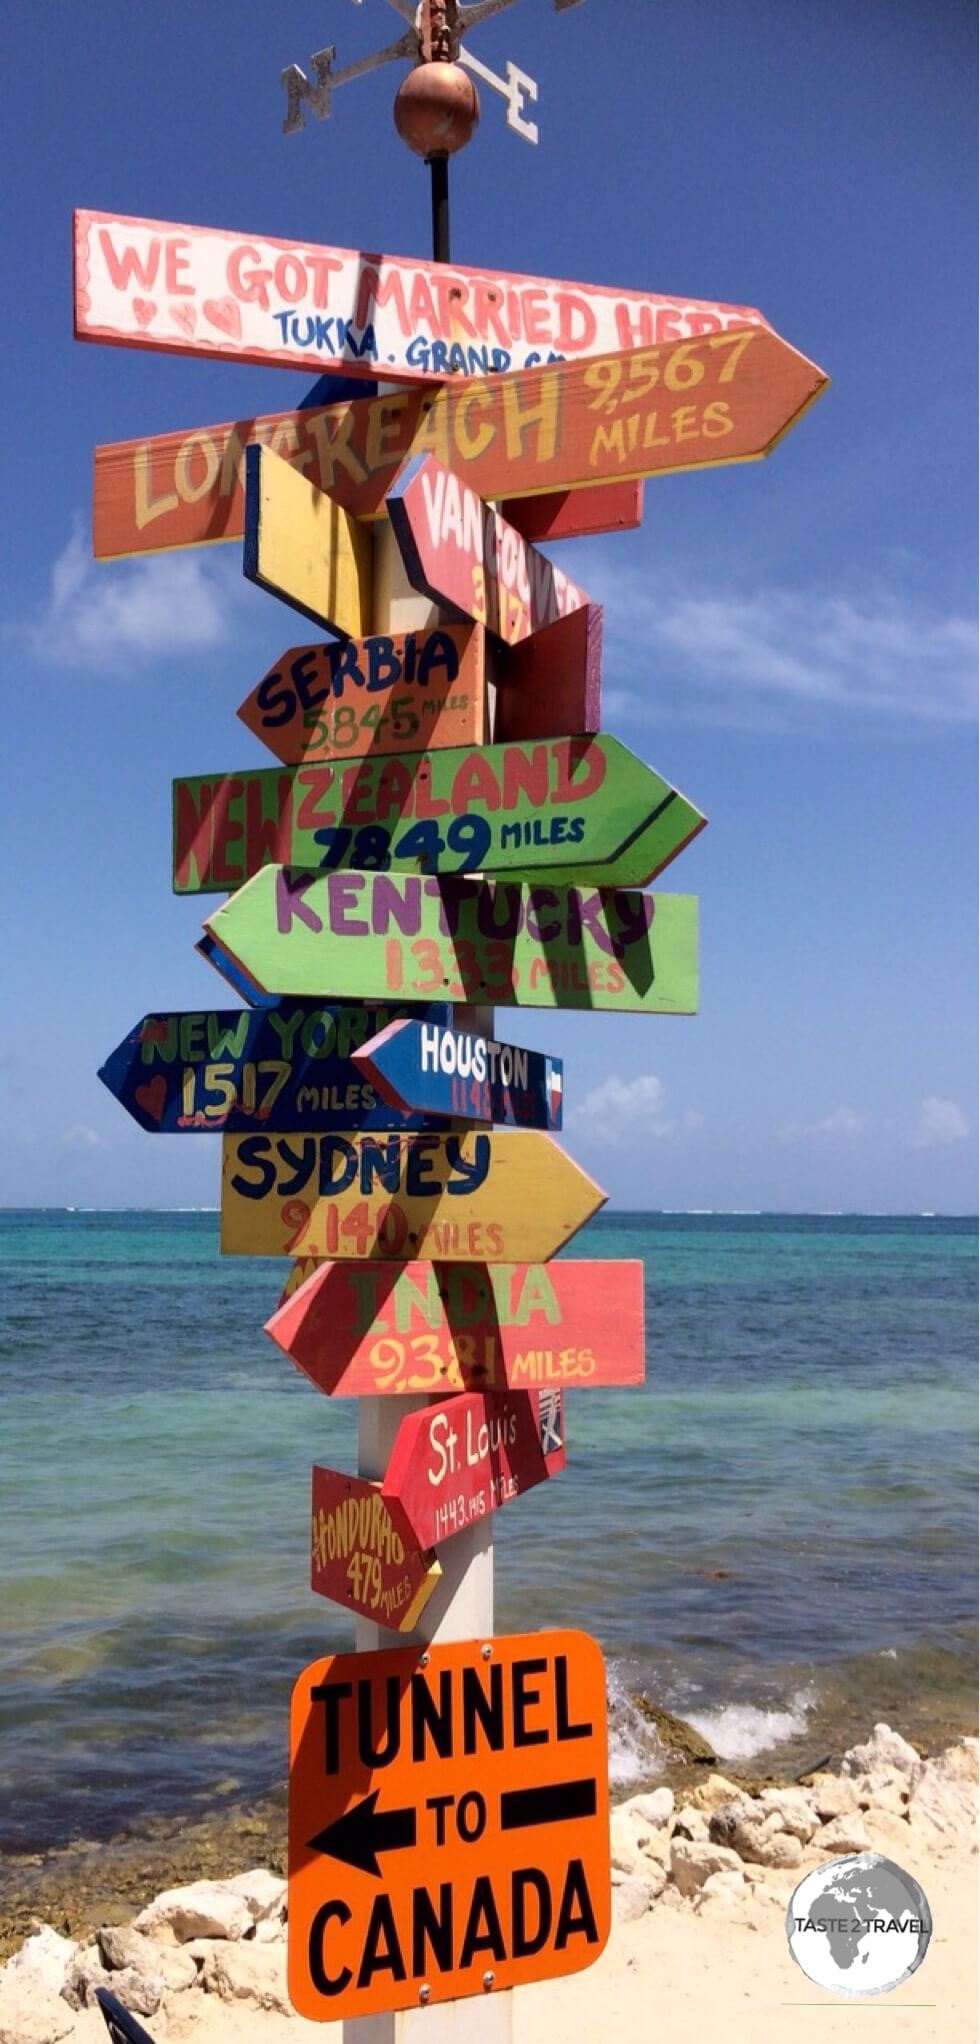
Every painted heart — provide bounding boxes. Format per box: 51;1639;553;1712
202;296;242;341
132;297;157;329
169;302;197;337
134;1077;168;1125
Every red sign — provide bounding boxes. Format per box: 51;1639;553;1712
381;1390;565;1551
387;455;589;648
495;604;602;743
237;623;485;765
310;1465;440;1633
266;1258;646;1396
288;1631;610;2019
504;480;643;544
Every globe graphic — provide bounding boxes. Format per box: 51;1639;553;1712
786;1854;932;1998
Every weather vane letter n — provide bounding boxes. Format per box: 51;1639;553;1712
282;47;335;134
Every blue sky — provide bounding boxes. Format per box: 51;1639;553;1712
1;0;975;1212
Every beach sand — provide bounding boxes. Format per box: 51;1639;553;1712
2;1727;975;2044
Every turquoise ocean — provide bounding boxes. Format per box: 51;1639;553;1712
1;1208;976;1866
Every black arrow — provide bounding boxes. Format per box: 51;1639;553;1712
308;1790;417;1877
500;1778;597;1831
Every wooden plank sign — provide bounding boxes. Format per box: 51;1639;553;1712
91;328;827;560
236;623;485;765
381;1390;565;1552
93;405;645;565
310;1465;439;1632
203;868;699;1016
220;1128;606;1262
503;481;643;544
266;1258;646;1396
387;455;589;647
75;206;767;382
98;1001;451;1135
243;444;372;637
494;606;602;744
171;738;705;894
353;1020;564;1130
288;1633;610;2018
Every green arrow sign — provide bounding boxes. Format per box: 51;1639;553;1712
203;868;698;1016
172;738;705;896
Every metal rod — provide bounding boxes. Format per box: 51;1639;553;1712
429;151;451;263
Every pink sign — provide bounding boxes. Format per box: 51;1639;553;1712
387;455;589;648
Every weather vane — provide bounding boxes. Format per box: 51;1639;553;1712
282;1;585;152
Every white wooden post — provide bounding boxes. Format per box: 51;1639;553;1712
342;522;513;2044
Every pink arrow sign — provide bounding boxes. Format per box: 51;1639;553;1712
387;454;589;648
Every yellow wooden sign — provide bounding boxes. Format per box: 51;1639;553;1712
243;443;373;638
220;1128;606;1262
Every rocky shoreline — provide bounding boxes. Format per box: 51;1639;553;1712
1;1723;975;2043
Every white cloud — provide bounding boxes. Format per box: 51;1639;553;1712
578;560;977;728
568;1073;703;1147
906;1097;969;1150
779;1106;870;1144
64;1123;109;1150
17;520;249;670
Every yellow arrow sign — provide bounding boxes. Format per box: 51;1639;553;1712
243;443;373;637
220;1129;606;1262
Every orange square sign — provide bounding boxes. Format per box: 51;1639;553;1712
287;1629;610;2021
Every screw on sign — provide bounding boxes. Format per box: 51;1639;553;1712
288;1632;610;2020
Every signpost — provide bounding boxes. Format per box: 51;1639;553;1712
353;1019;564;1129
98;1002;451;1134
202;867;699;1016
236;623;485;765
387;454;590;646
266;1257;646;1396
243;444;373;637
89;323;826;560
381;1389;566;1550
75;205;769;382
219;1127;606;1261
288;1632;610;2021
172;736;705;893
311;1465;440;1632
75;8;826;2037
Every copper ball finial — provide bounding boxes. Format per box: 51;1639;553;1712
393;61;480;158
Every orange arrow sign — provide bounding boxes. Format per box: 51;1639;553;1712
92;327;826;559
288;1631;610;2020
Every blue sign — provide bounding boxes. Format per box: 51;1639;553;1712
354;1019;563;1131
99;1002;451;1134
